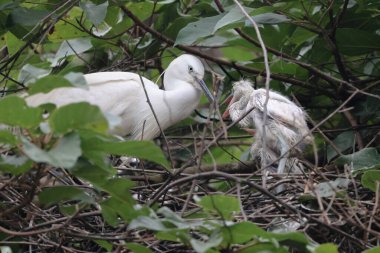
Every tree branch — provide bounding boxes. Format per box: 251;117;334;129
117;3;327;93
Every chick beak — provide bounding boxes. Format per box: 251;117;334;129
222;94;235;120
242;128;256;135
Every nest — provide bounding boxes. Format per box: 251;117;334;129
1;140;379;253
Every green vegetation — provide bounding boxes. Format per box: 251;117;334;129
0;0;379;252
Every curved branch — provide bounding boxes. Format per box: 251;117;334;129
117;3;332;95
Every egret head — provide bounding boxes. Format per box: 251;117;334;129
164;54;214;103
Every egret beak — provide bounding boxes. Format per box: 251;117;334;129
195;77;214;103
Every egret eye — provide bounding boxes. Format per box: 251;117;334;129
188;65;194;73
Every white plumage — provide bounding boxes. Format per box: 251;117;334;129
26;54;214;140
224;80;312;175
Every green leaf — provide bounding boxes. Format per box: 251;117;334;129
0;155;33;175
80;0;109;26
314;178;350;197
335;148;380;172
239;243;288;253
250;13;289;24
96;141;170;169
363;246;380;253
100;178;135;203
222;221;265;244
50;38;92;67
94;240;113;252
0;96;42;128
71;159;115;184
28;75;73;95
99;199;120;227
220;46;255;62
9;7;49;26
361;170;380;192
60;204;83;216
125;243;154;253
100;196;144;223
80;131;169;169
27;73;87;95
268;231;309;245
0;130;17;145
4;31;23;56
39;186;92;206
190;232;223;253
314;243;339;253
213;6;251;33
156;229;189;243
288;27;317;46
175;14;223;45
129;216;168;231
336;28;380;56
22;132;82;168
64;72;87;88
49;102;109;134
327;131;354;161
47;7;89;42
126;2;157;21
18;64;50;85
198;195;240;220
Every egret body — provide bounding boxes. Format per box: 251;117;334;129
224;80;312;175
26;55;213;140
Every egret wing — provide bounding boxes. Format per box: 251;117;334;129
84;72;159;90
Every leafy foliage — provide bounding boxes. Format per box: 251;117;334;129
0;0;379;252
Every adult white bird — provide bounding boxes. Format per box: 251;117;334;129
223;80;312;175
26;54;214;140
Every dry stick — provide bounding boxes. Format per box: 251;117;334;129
241;3;380;99
150;170;368;248
148;105;257;203
120;3;380;100
0;208;81;237
325;0;364;148
250;89;361;178
366;181;379;242
180;179;197;217
121;1;379;210
151;83;356;195
138;73;174;170
342;108;364;149
365;130;380;148
232;0;271;184
237;183;248;221
117;4;312;89
65;40;92;68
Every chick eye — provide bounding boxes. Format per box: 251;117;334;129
188;66;194;72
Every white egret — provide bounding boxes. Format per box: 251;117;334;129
26;54;214;140
223;80;312;175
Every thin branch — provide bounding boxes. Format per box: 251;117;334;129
116;3;318;91
138;73;174;169
232;0;272;175
148;170;368;248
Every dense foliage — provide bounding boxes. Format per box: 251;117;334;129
0;0;379;252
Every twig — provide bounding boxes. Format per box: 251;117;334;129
117;3;318;90
231;0;272;179
147;170;368;248
138;73;174;169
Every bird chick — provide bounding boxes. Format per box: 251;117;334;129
224;80;312;175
